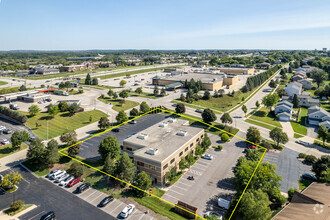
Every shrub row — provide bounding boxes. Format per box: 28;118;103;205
0;106;27;123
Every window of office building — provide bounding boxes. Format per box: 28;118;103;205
185;147;189;151
190;143;193;147
127;147;133;151
170;158;175;164
163;164;168;170
179;151;183;156
149;165;156;170
137;161;144;167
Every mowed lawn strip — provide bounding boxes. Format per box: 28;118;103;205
0;143;28;159
97;96;139;112
249;107;282;128
0;81;8;86
23;110;108;140
290;107;308;135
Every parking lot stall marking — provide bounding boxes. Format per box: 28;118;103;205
27;210;45;220
192;165;207;171
167;189;185;196
189;169;202;176
126;209;137;220
162;193;180;201
137;213;146;220
80;188;98;200
195;161;209;167
58;108;268;220
171;185;189;191
176;180;192;187
109;201;125;215
89;191;105;203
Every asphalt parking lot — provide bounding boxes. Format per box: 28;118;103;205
43;173;152;220
161;132;245;217
263;147;313;192
0;118;34;143
78;114;168;161
0;165;117;220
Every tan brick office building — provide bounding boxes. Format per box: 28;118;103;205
218;67;255;75
123;118;205;185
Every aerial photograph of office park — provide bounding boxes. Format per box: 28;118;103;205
0;0;329;220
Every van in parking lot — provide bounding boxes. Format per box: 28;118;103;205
50;170;66;180
46;169;59;178
218;198;230;210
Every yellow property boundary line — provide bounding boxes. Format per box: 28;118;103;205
58;108;267;220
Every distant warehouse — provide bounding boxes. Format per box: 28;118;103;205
123;118;205;185
217;67;255;75
152;72;238;91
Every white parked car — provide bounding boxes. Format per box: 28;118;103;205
120;204;135;218
196;109;204;113
202;154;213;160
1;139;10;145
50;170;66;180
46;169;59;178
55;173;70;183
0;126;6;131
60;176;75;186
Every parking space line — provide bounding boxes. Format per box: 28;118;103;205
109;202;124;215
195;161;208;167
162;193;180;201
90;191;105;202
27;210;45;220
168;189;184;196
137;213;146;220
81;189;97;199
192;165;206;171
177;180;192;187
172;185;188;191
127;210;137;220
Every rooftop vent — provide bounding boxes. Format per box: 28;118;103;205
159;122;168;128
137;133;148;140
177;130;188;136
146;148;159;155
168;118;177;123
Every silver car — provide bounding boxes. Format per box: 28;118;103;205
55;173;70;183
202;154;213;160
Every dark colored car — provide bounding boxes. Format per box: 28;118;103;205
99;196;114;207
67;178;80;188
40;211;56;220
112;128;119;132
76;182;90;193
302;173;317;181
3;129;12;134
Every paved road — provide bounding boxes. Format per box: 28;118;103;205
162;132;245;217
263;148;313;192
78;114;168;161
0;165;117;220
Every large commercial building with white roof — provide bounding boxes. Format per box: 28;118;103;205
123;118;205;185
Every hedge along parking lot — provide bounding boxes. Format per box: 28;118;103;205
59;108;268;220
22;110;108;140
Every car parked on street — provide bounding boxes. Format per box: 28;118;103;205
112;128;119;132
295;140;310;146
3;128;12;134
98;196;114;207
246;143;257;149
67;178;80;187
128;120;136;124
120;204;135;218
195;109;204;113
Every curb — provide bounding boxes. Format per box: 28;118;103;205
19;163;41;179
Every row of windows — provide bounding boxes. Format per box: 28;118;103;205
137;161;156;170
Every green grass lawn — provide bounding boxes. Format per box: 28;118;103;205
122;188;188;220
320;100;330;111
0;81;8;86
245;118;277;130
129;91;166;99
249;107;282;128
23;110;108;140
294;133;304;138
298;179;313;191
290;107;308;135
97;96;139;112
0;143;28;159
84;84;118;90
97;65;183;81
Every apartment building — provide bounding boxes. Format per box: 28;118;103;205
123;118;205;185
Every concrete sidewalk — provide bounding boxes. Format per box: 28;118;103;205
280;121;295;138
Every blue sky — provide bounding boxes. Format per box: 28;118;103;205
0;0;330;50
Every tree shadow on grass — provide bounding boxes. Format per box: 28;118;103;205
39;116;53;120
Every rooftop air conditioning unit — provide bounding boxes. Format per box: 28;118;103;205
159;122;168;128
137;133;148;140
168;118;176;123
177;130;187;136
146;148;159;155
